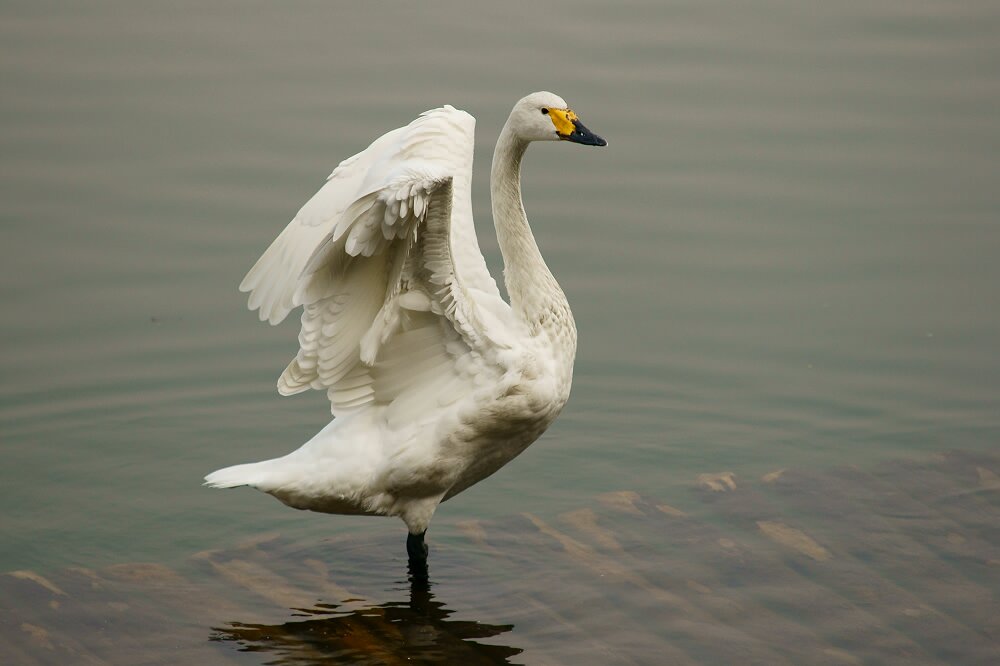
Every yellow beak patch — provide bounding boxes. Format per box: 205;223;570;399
547;108;578;136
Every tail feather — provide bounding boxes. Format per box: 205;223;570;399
204;462;270;489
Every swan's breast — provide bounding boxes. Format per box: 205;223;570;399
436;349;571;499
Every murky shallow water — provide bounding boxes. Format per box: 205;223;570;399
4;450;999;664
2;1;999;663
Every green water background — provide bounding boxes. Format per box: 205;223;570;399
1;0;998;573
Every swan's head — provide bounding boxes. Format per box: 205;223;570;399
509;91;607;146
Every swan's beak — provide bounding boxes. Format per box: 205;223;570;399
550;109;608;147
561;118;607;146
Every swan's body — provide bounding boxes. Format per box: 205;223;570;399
205;92;605;559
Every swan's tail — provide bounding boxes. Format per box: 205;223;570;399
204;461;275;489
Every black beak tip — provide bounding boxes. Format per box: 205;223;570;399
576;132;607;147
566;119;607;147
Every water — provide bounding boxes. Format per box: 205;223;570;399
1;0;999;662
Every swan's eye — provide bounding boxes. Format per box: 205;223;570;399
541;108;549;115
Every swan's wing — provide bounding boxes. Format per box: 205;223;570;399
239;123;408;325
239;106;512;417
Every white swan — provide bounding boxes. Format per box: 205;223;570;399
205;92;606;562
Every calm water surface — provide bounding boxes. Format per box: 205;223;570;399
2;0;999;662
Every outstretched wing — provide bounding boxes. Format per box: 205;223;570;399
239;106;512;417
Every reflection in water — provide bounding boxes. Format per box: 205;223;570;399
210;562;522;665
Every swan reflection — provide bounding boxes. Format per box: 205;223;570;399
210;563;521;664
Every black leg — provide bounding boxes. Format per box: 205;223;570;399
406;530;428;563
407;552;429;587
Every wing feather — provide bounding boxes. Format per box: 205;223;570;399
239;105;511;416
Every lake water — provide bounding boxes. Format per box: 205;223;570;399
2;1;998;663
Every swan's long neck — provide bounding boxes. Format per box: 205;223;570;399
491;122;572;336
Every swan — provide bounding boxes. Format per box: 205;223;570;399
205;92;606;563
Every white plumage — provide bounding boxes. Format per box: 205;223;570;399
206;92;606;553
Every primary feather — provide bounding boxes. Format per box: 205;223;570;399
206;93;605;541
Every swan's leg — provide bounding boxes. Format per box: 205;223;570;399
406;530;428;562
407;532;430;584
399;494;442;563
